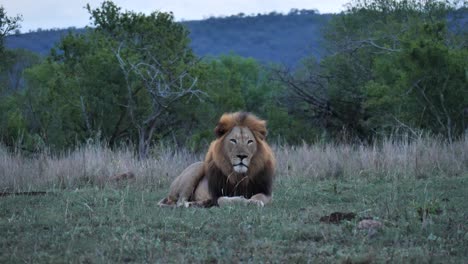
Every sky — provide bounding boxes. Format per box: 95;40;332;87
3;0;350;33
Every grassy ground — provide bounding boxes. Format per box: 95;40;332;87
1;138;467;263
1;174;467;263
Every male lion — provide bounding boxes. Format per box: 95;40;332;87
158;112;276;207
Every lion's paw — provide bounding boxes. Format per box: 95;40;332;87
217;196;248;207
181;201;204;208
217;196;264;207
247;199;264;207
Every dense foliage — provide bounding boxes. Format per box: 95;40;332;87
0;0;466;153
276;0;467;141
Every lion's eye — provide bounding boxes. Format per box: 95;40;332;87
247;139;254;145
230;139;237;144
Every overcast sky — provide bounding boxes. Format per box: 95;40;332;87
3;0;350;33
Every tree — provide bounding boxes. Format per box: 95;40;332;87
348;0;468;140
366;18;467;141
178;54;305;148
87;1;203;159
276;0;467;141
0;49;41;93
3;1;206;153
8;29;133;151
0;6;25;94
0;6;22;55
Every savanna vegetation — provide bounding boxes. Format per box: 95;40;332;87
0;137;467;262
0;0;467;262
1;0;467;155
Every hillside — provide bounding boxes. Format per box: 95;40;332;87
5;11;332;66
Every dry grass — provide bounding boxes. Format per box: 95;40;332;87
0;136;466;191
276;135;468;180
0;143;203;191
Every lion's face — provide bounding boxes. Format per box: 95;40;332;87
223;126;257;174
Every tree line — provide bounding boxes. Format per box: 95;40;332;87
0;0;466;158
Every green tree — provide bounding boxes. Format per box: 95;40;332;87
0;5;25;95
0;49;41;92
0;6;22;55
7;1;202;154
366;20;467;140
19;31;129;149
277;0;467;141
87;1;202;159
179;54;300;149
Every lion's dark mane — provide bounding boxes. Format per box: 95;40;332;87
206;159;274;205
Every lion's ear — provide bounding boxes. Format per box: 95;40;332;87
255;120;268;140
214;123;227;138
256;130;267;141
215;113;233;138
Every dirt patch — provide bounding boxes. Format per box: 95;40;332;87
320;212;356;224
0;191;50;197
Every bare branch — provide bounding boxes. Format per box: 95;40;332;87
113;41;205;159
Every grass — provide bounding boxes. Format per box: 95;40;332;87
1;176;467;263
0;137;467;263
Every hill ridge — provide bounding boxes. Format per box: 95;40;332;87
5;11;333;66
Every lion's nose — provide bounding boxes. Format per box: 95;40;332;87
237;154;248;160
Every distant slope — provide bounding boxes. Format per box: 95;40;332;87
5;11;332;66
5;28;86;56
186;11;332;65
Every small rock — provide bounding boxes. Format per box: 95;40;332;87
357;219;383;230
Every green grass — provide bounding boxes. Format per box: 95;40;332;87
1;174;467;263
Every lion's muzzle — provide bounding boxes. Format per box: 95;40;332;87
233;154;250;173
233;164;248;173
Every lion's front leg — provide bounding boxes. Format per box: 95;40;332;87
183;199;216;208
217;196;250;206
249;193;272;206
217;193;271;207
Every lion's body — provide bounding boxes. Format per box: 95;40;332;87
158;112;276;207
158;162;205;207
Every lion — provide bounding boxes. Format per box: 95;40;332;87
158;112;276;207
